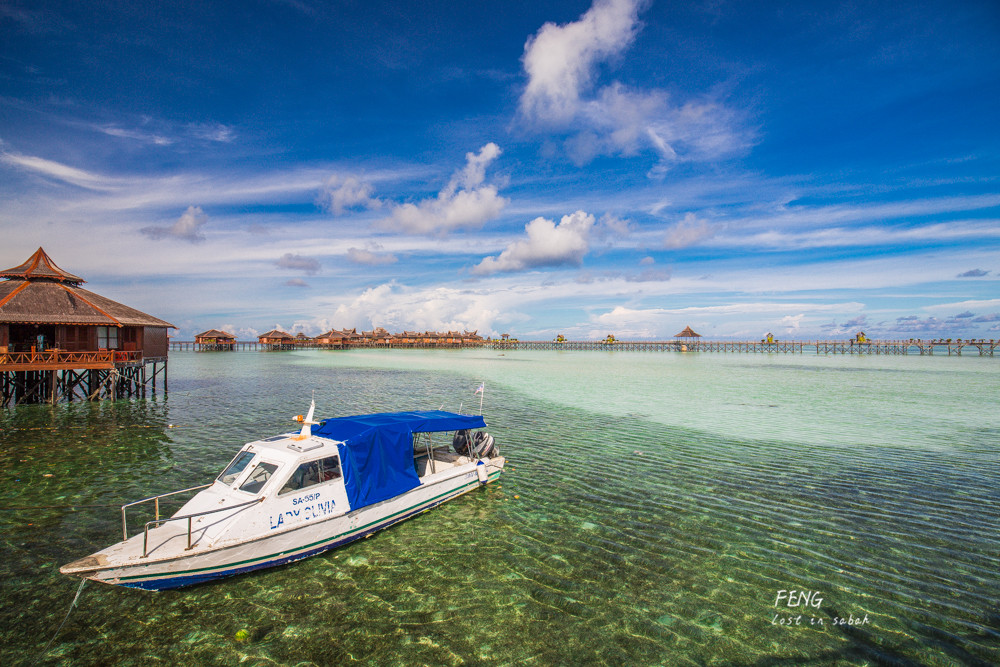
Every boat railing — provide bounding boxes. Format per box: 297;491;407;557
139;496;265;558
121;484;212;541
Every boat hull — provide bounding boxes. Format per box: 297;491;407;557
65;460;503;591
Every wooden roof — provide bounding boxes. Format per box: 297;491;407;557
195;329;237;340
0;248;175;328
259;329;294;340
0;247;85;284
674;326;702;337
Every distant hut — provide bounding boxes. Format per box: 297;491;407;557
674;326;702;338
463;330;484;346
195;329;237;351
258;329;295;350
397;331;419;347
314;329;347;349
340;328;363;347
673;326;701;352
361;327;392;347
0;247;175;404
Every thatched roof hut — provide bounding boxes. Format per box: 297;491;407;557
259;329;294;343
195;329;237;350
0;247;174;355
259;329;295;350
195;329;236;342
674;326;702;338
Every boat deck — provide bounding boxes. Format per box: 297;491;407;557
414;449;471;477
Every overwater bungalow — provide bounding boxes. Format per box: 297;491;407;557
194;329;237;351
258;329;295;350
0;247;175;405
395;331;419;347
361;327;393;347
314;329;350;348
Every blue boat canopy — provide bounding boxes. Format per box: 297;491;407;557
312;410;487;511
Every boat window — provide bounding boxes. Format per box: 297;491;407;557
217;450;256;486
238;462;279;494
278;456;341;495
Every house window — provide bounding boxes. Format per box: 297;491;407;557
97;326;119;349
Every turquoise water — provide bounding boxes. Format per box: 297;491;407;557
1;349;998;665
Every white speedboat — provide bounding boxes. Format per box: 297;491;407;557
60;404;504;590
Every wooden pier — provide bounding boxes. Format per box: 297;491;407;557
486;339;997;355
167;338;998;356
0;350;167;406
169;340;486;351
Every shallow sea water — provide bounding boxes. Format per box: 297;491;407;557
1;349;998;665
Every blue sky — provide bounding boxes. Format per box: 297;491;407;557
2;0;999;341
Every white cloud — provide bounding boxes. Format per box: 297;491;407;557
318;174;382;215
324;282;500;334
664;212;715;249
473;210;595;275
97;125;173;146
780;314;804;333
140;205;208;243
275;253;321;275
520;0;644;125
1;150;113;189
346;246;398;266
380;143;508;234
187;122;236;143
518;0;747;169
625;267;671;282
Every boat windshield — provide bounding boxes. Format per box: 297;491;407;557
239;462;279;494
217;450;255;486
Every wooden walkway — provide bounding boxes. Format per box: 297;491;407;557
168;339;998;356
487;339;998;356
169;341;483;351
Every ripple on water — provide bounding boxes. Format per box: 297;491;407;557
1;350;998;665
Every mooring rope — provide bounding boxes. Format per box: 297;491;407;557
33;577;86;666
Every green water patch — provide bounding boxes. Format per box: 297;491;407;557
0;354;997;665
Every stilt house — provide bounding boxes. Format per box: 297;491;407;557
0;247;175;405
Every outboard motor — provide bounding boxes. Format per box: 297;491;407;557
453;430;496;458
453;430;472;455
471;431;495;458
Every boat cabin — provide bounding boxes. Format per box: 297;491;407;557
200;410;490;518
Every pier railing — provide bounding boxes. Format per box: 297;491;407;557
485;339;998;356
0;349;143;371
165;338;998;356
